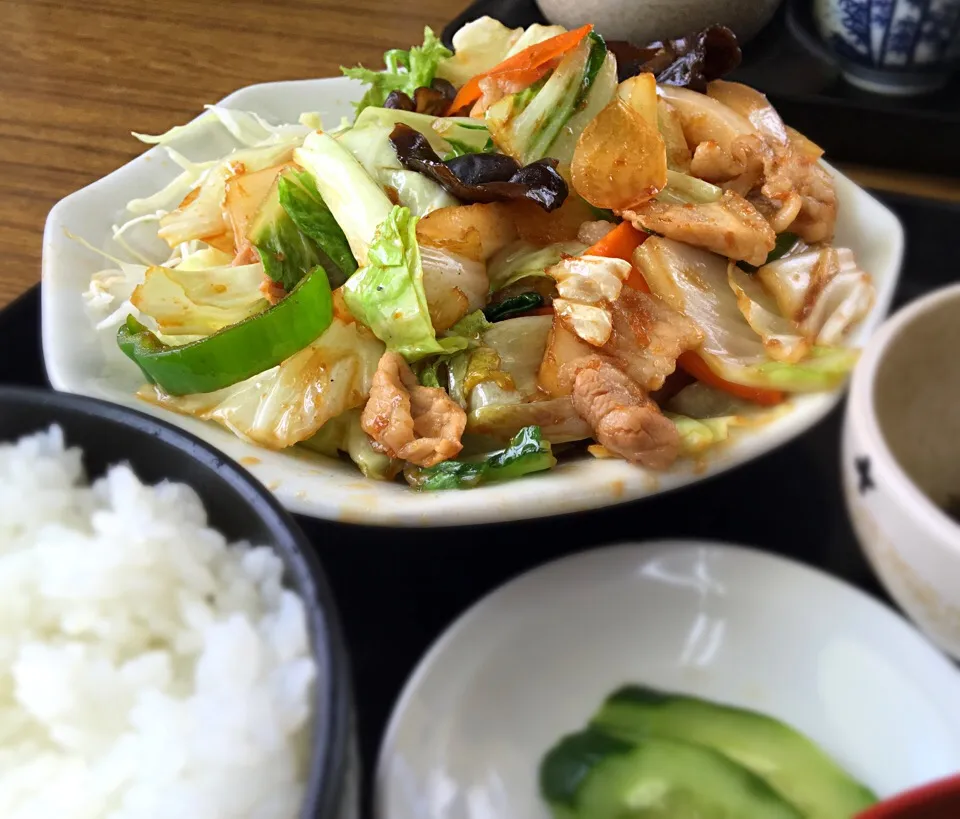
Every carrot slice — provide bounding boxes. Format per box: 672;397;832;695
447;25;593;115
677;352;785;406
585;221;651;292
585;221;647;262
624;267;651;293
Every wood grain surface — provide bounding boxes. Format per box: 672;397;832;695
0;0;956;309
0;0;453;308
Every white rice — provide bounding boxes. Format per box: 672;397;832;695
0;426;318;819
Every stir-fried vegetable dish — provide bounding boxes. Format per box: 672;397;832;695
84;18;876;490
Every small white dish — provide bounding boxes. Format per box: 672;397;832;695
42;78;904;525
844;283;960;660
375;541;960;819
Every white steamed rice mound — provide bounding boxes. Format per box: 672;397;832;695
0;426;318;819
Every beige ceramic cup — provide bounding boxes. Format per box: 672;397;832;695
843;283;960;659
535;0;782;45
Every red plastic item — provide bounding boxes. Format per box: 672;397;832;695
856;774;960;819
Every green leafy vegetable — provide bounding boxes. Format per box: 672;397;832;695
342;205;469;361
484;292;544;322
414;309;493;389
448;309;493;339
666;413;738;456
279;170;357;284
248;181;325;292
408;426;556;490
416;357;447;389
249;168;358;291
443;136;496;160
118;264;333;396
746;345;860;391
342;27;452;114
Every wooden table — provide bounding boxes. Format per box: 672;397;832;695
0;0;957;310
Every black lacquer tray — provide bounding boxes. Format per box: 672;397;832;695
4;190;959;814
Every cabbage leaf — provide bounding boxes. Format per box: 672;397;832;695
301;409;402;480
294;131;395;268
487;240;587;292
342;205;469;361
436;17;524;86
279;170;357;282
337;123;457;217
728;264;809;363
636;237;859;392
130;263;267;337
758;247;875;346
352;107;493;157
138;317;385;449
249;169;357;291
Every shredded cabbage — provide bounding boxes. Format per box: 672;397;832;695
133;106;308;148
125;151;218;217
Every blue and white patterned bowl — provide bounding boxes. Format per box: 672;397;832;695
814;0;960;93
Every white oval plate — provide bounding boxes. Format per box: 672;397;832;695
42;77;904;525
375;541;960;819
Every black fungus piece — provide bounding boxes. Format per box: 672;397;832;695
389;123;568;211
607;25;741;91
384;90;416;111
384;78;457;115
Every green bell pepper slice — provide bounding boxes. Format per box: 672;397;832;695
118;265;333;396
